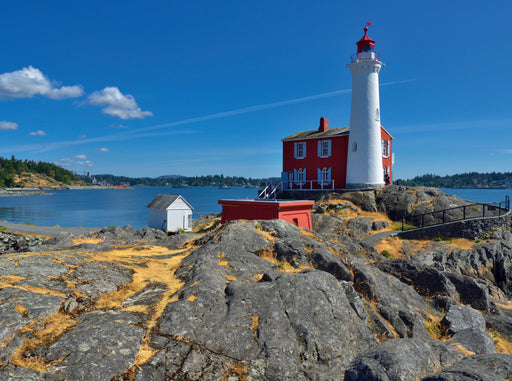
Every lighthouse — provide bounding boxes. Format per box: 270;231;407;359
345;25;385;189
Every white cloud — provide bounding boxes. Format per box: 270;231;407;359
87;87;152;120
54;156;93;167
0;66;83;100
110;124;129;129
78;134;87;139
95;147;110;152
0;121;18;130
29;130;46;136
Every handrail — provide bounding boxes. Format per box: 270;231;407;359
401;196;510;231
258;180;336;199
350;51;381;63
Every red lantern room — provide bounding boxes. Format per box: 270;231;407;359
351;24;380;63
356;26;375;53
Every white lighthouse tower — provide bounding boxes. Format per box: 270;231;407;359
345;25;385;189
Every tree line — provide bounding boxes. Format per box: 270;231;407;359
92;173;278;187
395;172;512;188
0;156;80;187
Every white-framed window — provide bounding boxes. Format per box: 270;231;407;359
317;167;331;185
294;168;306;185
375;107;380;121
352;141;358;152
294;142;307;159
382;140;390;158
317;140;332;158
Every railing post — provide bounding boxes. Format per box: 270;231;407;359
463;205;466;220
442;210;445;224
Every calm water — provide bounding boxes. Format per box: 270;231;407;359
0;186;257;230
0;187;509;230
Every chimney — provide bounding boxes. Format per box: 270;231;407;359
319;117;329;132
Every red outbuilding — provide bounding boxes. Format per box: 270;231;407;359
218;199;315;229
281;117;393;191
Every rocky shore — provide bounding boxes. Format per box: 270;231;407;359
1;186;512;380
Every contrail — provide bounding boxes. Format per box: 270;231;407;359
0;79;414;154
126;79;415;134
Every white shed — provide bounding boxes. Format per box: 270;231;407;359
147;194;194;233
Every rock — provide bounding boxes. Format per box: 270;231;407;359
344;338;464;381
159;266;377;380
421;353;512;381
0;231;43;253
377;258;457;298
347;217;373;238
372;220;389;231
0;287;62;363
375;185;468;223
310;247;353;282
486;314;512;340
311;213;344;235
41;231;74;249
70;260;134;301
351;259;430;339
441;304;497;354
336;191;378;213
44;311;145;381
443;272;495;312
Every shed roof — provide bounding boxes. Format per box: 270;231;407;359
147;194;194;210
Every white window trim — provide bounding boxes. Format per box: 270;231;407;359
317;140;332;158
294;168;306;185
294;142;307;159
382;139;390;158
317;167;331;185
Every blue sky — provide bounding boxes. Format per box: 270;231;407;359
0;1;511;180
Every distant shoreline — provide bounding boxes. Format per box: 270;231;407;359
0;185;133;196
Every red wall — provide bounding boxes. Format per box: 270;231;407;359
219;200;314;229
282;135;349;189
381;129;393;184
283;127;393;189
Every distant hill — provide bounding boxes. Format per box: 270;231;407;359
154;175;184;180
395;172;512;189
0;156;84;188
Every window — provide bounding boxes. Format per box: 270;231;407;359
382;140;390;158
317;140;332;158
294;168;306;185
317;167;331;186
352;141;358;152
375;107;380;121
294;142;307;159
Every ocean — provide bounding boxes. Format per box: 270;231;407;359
0;187;509;230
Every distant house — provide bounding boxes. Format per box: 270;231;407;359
147;194;194;233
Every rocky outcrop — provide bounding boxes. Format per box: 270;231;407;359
1;192;512;380
422;353;512;380
441;304;497;355
344;339;464;381
0;231;43;253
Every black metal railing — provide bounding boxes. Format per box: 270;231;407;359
401;196;510;231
